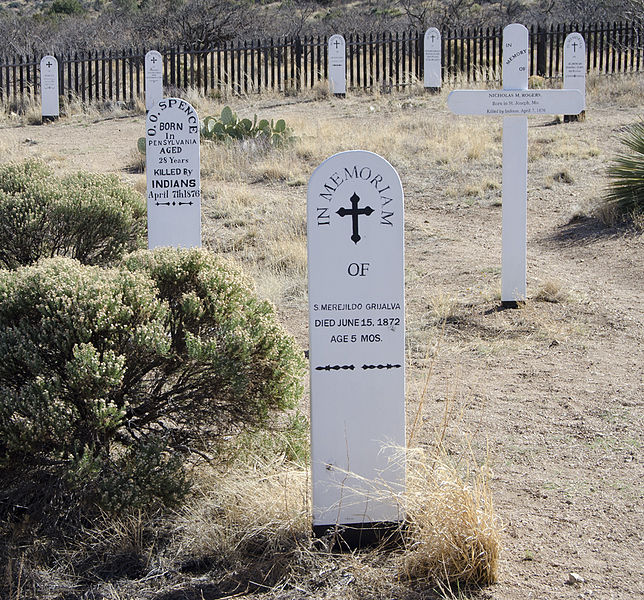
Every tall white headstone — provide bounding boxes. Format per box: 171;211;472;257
423;27;441;90
328;34;347;96
308;151;406;541
40;55;59;121
564;32;586;121
146;98;201;249
448;24;583;304
145;50;163;112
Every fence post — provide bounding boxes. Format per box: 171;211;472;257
536;24;547;76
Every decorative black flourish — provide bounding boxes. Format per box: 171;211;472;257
155;201;171;206
315;365;355;371
361;364;402;370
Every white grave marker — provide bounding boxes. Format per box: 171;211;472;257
328;35;346;96
423;27;441;90
146;98;201;249
448;24;583;304
564;32;586;121
145;50;164;112
308;151;406;540
40;55;59;121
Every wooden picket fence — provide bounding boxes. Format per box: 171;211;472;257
1;21;641;104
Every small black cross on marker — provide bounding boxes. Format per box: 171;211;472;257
572;41;578;53
46;61;53;68
430;34;436;43
336;192;374;244
333;39;341;49
150;56;158;63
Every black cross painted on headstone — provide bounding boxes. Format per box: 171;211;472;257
572;41;578;53
46;61;53;68
430;34;436;43
150;56;158;63
336;192;373;244
333;39;341;50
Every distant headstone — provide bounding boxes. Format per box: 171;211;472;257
423;27;441;91
146;98;201;249
308;150;406;545
145;50;163;112
563;33;586;122
40;55;59;122
328;35;346;96
448;24;583;305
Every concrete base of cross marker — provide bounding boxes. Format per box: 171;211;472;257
501;300;524;309
313;521;405;551
564;110;586;123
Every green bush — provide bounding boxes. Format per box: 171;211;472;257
0;249;304;513
48;0;86;15
0;160;146;269
605;121;644;220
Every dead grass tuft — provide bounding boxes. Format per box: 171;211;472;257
402;446;501;587
174;458;310;587
553;169;575;184
587;72;644;107
534;279;569;303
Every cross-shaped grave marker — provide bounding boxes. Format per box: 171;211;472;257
448;24;583;305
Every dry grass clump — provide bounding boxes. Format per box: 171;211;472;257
174;458;310;587
587;72;644;107
534;279;569;303
0;94;41;124
402;446;501;587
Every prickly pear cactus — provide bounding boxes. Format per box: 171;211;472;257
198;106;295;147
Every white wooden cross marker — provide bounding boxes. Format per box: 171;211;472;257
448;24;583;304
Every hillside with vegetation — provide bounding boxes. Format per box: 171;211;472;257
0;0;641;55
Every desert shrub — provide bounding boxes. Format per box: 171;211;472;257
0;160;146;269
0;249;304;514
604;121;644;220
48;0;86;16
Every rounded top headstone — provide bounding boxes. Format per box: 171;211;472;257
145;50;164;112
146;98;201;249
328;35;347;94
423;27;441;88
40;55;59;118
424;27;440;44
328;34;346;54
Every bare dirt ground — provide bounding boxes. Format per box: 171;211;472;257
1;75;642;599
